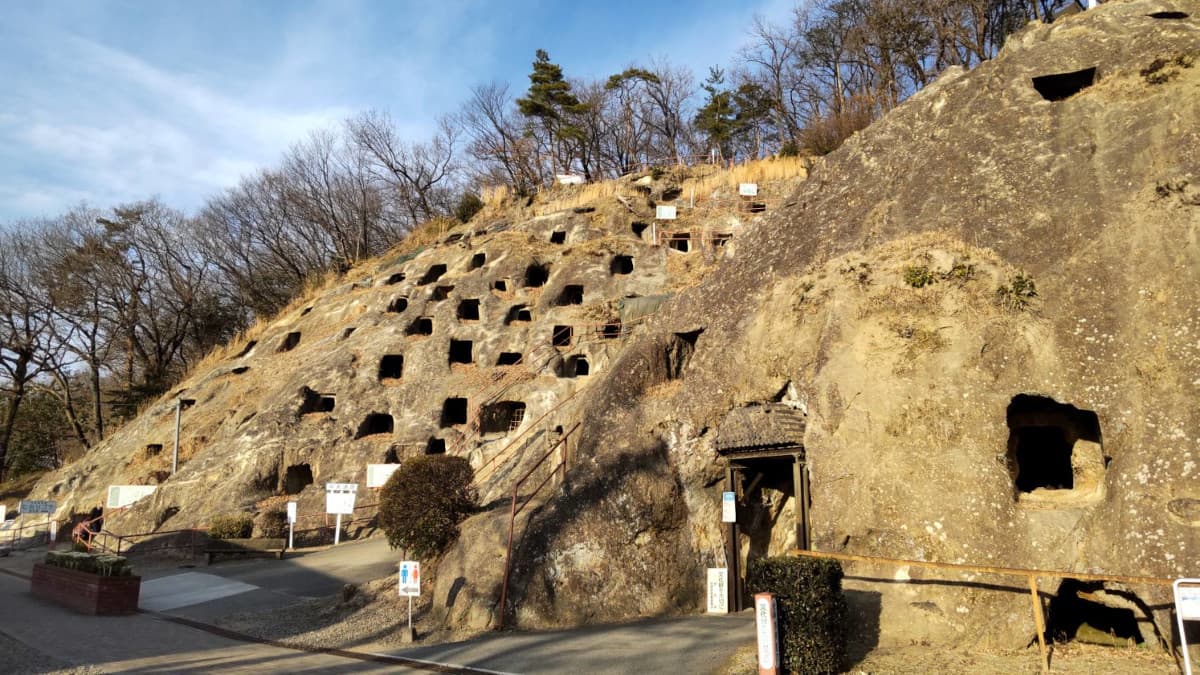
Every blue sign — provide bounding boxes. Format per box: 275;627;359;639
19;499;56;515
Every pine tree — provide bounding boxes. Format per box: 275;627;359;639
516;50;586;176
693;67;737;161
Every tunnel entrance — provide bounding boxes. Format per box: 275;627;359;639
355;413;394;439
283;464;314;494
1032;67;1097;102
1047;580;1145;647
1006;394;1102;495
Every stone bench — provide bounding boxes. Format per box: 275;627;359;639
204;538;286;565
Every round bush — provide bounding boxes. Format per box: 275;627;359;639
379;455;478;558
208;513;254;539
255;508;288;538
746;556;848;674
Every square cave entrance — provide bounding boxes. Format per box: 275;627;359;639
283;464;314;494
479;401;526;437
440;397;468;427
1006;394;1104;505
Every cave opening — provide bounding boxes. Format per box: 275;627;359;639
449;339;474;365
299;387;335;414
388;297;408;313
283;464;314;494
1032;67;1097;102
407;317;433;336
418;263;447;285
470;253;486;269
552;325;573;347
378;354;403;380
277;332;301;352
1006;394;1101;494
441;398;468;427
1047;579;1145;646
525;263;550;287
457;298;481;321
496;352;523;366
479;401;527;436
505;304;532;324
611;255;634;275
556;284;584;306
550;231;566;244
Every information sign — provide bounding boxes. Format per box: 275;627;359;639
366;463;402;489
325;483;358;515
721;491;736;523
106;485;156;509
655;205;677;220
286;501;297;524
19;500;56;515
0;505;5;523
399;561;421;597
706;568;728;613
1175;579;1200;675
738;182;759;196
756;592;780;674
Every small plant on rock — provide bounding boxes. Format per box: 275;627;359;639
208;513;254;539
903;265;936;288
379;455;478;558
996;273;1038;311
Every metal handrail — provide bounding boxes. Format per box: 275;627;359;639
495;422;580;630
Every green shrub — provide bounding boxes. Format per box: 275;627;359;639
208;513;254;539
746;556;847;675
379;455;478;558
996;273;1037;311
255;509;288;538
903;265;936;288
44;551;133;577
454;192;485;223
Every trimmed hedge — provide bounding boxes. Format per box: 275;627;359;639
746;556;847;675
255;509;288;539
379;455;477;557
208;513;254;539
44;551;133;577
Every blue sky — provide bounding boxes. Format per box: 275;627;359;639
0;0;794;222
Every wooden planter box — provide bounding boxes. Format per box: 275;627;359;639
31;563;141;615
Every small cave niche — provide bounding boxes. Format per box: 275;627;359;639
610;255;634;275
492;279;509;292
449;339;474;365
418;263;447;285
1047;579;1145;646
231;366;250;375
479;401;527;436
425;438;447;455
300;306;313;316
552;325;573;347
432;285;455;301
661;186;682;201
341;327;356;340
665;328;703;379
378;354;403;381
525;263;550;288
355;412;394;439
1148;11;1189;19
383;446;401;464
470;253;486;270
144;443;163;457
550;230;567;244
631;221;649;238
1006;394;1102;495
440;398;468;427
1032;67;1097;102
505;304;532;324
384;271;406;285
283;464;314;495
601;321;622;339
746;201;767;213
235;340;258;358
156;506;181;528
712;232;733;247
387;297;409;313
407;317;433;336
298;387;335;415
277;332;301;353
496;352;523;366
457;298;481;321
556;284;585;306
668;233;691;253
559;355;589;378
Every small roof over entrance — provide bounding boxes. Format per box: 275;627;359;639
716;403;806;458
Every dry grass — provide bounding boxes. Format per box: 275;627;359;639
681;155;809;201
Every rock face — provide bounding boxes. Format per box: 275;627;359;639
31;0;1200;649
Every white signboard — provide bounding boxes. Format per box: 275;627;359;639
366;463;402;489
286;501;297;524
0;505;5;523
706;568;728;614
325;483;358;515
655;205;677;220
19;499;57;514
756;593;780;673
738;182;759;197
721;491;736;523
556;174;586;185
399;561;421;597
106;485;156;509
1176;579;1200;675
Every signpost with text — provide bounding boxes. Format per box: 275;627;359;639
399;561;420;641
325;483;357;545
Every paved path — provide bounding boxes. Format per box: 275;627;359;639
0;541;755;674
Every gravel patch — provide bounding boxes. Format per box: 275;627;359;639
0;629;105;674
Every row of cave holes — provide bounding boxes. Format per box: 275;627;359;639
391;255;633;299
349;400;528;440
375;348;590;381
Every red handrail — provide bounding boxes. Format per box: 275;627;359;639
495;422;579;630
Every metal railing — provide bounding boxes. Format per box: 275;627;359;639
496;422;580;630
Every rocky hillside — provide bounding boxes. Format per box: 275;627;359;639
30;0;1200;651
